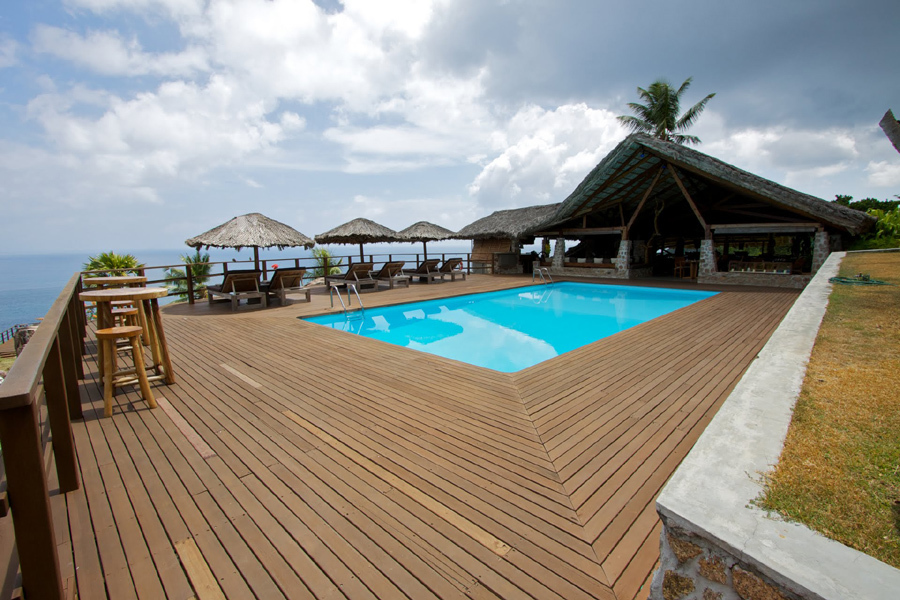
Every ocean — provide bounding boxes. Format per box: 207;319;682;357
0;243;474;334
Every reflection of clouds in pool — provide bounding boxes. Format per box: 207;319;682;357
305;282;715;372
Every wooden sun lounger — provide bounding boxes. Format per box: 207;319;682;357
402;258;442;283
438;258;467;281
265;268;311;304
371;261;409;289
324;262;378;292
207;271;267;311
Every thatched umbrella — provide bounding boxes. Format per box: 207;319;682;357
185;212;315;270
397;221;455;260
315;218;398;262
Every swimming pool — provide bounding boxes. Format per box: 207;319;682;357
305;282;717;372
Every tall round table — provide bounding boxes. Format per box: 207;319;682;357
79;287;175;385
83;275;147;288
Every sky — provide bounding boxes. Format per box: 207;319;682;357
1;0;898;255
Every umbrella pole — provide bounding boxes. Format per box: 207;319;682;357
359;243;364;263
254;247;260;271
423;241;428;261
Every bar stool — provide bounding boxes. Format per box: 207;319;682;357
95;325;157;418
112;306;140;327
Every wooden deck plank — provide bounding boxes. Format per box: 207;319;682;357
51;275;796;600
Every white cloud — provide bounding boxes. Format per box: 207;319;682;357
468;103;626;208
32;25;208;77
866;160;900;188
0;35;17;68
63;0;205;20
25;75;298;193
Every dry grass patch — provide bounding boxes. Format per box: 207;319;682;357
760;251;900;567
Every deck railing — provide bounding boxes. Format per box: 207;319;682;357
82;252;479;305
0;273;85;599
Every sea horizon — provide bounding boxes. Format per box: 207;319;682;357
0;242;477;334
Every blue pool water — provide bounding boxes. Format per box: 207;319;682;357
305;282;717;372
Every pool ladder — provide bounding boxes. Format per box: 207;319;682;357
532;267;554;284
330;284;365;319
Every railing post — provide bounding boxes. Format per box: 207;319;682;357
186;267;195;306
59;311;83;420
43;338;79;493
0;404;66;599
68;293;85;379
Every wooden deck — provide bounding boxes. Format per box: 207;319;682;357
53;275;799;600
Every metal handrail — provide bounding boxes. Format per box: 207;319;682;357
532;267;554;284
347;284;365;311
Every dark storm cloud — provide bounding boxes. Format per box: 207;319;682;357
422;0;899;129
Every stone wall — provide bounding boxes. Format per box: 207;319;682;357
616;240;631;276
699;272;811;289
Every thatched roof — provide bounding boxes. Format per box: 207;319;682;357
880;109;900;154
185;213;315;250
453;204;561;241
315;218;398;244
397;221;455;242
540;133;875;235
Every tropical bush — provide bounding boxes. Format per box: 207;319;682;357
311;248;343;277
83;251;144;276
165;250;212;301
846;206;900;250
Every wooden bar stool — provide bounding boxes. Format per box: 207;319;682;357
111;306;140;327
95;325;157;418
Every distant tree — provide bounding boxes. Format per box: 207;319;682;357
618;77;715;145
831;194;899;213
165;250;212;302
82;251;144;276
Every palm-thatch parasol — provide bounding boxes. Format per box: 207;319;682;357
397;221;455;260
315;218;398;262
185;212;315;271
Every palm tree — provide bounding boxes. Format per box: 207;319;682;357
311;248;343;278
618;77;715;145
165;250;212;302
82;251;144;277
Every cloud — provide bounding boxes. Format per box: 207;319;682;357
25;75;303;195
468;103;626;208
32;25;208;77
866;160;900;188
0;35;17;68
63;0;206;20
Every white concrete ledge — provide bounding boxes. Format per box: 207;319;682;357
655;251;900;599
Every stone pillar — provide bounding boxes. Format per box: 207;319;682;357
811;230;830;274
616;240;631;276
699;239;716;276
552;238;566;269
632;239;648;265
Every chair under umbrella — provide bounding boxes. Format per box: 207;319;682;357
185;212;315;270
315;218;398;262
397;221;455;260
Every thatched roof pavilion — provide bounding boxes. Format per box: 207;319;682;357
316;218;398;262
531;133;875;285
454;204;561;242
185;212;315;270
538;133;874;237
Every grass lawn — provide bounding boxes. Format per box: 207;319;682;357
0;356;15;373
760;251;900;568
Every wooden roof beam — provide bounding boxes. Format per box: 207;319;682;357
623;166;664;240
669;164;710;237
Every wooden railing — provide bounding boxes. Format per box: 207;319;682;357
82;252;477;305
0;273;85;599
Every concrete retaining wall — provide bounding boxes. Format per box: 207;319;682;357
650;251;900;600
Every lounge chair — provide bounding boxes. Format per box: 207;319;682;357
207;270;267;310
324;262;378;292
438;258;467;282
402;258;441;283
266;268;311;304
371;261;409;289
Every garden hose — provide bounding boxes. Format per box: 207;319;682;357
828;274;892;286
